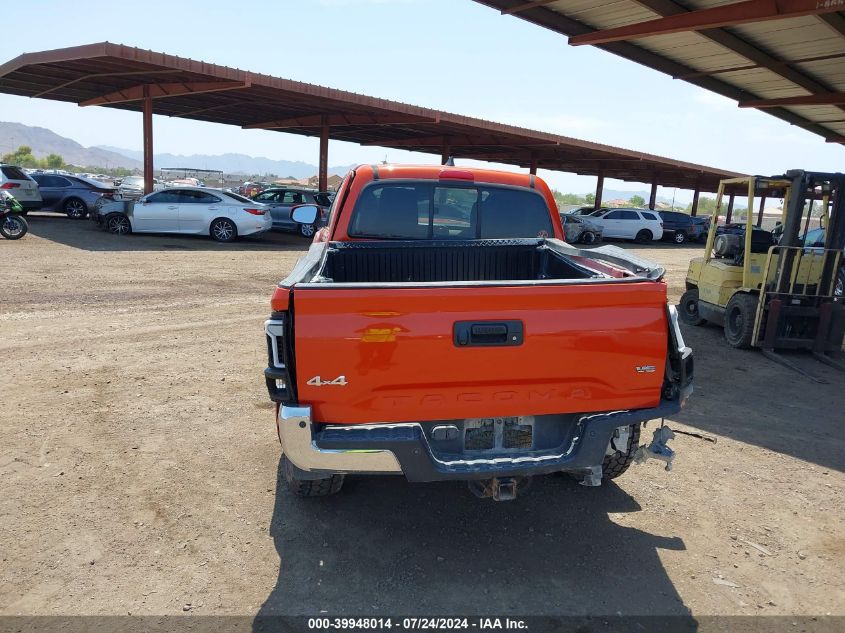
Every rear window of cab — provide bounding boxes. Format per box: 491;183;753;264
348;182;553;240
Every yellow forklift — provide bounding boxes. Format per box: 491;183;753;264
680;170;845;376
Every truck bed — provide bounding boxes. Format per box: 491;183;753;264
318;239;598;283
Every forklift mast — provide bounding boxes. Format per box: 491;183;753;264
758;170;845;359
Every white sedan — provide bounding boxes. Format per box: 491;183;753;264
95;187;272;242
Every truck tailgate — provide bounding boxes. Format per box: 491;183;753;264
292;282;668;423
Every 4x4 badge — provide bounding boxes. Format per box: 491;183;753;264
307;375;348;386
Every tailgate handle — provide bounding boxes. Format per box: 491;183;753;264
454;320;523;347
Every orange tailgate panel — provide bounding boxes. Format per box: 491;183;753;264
293;282;668;424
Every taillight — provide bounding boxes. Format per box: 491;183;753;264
265;316;294;403
1;183;20;189
660;222;664;228
244;207;266;215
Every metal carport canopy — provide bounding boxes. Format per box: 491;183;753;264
0;41;740;194
476;0;845;147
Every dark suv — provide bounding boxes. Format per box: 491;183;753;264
658;211;706;244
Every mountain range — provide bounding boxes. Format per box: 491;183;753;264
1;122;141;170
0;121;354;177
1;121;724;201
95;145;355;178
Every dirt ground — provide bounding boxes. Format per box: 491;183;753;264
2;213;844;618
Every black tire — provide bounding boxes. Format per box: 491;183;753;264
834;268;844;300
635;229;653;244
283;456;344;497
602;423;641;480
678;288;706;326
299;222;316;238
210;218;237;242
673;230;687;244
724;292;758;349
105;214;131;235
580;231;596;245
0;214;28;240
64;198;87;219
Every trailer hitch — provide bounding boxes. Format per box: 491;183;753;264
467;476;530;501
634;424;676;471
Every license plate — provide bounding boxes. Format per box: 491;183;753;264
464;417;534;451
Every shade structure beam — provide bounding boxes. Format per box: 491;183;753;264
740;92;845;108
568;0;845;47
243;113;438;130
79;80;250;107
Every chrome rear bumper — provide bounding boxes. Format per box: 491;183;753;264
278;401;683;482
279;405;403;475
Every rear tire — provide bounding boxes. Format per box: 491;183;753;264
210;218;237;242
0;214;28;239
283;456;344;497
635;229;653;244
678;288;706;326
64;198;87;219
105;214;131;235
835;268;844;300
602;424;641;479
724;292;758;349
673;230;687;244
299;222;316;238
580;231;596;245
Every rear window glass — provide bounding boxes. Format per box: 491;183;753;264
220;191;253;204
2;166;31;181
641;212;658;221
348;182;552;240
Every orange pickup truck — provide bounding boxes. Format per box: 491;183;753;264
264;164;693;500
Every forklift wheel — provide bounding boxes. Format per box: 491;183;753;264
724;293;758;349
678;288;706;326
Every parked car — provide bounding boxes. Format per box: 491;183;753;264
566;205;609;216
799;227;845;298
117;176;145;200
30;173;118;219
1;164;42;212
263;164;693;499
315;191;335;207
559;212;603;244
658;210;706;244
93;187;272;242
587;207;664;243
239;181;270;198
252;187;330;237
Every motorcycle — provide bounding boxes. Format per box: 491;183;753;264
0;190;29;240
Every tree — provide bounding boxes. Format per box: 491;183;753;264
44;154;64;169
1;145;38;168
629;195;645;207
551;190;584;208
585;193;595;204
687;196;718;215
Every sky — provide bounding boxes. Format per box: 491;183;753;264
1;0;843;203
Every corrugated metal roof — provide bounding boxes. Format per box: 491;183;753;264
477;0;845;146
0;41;739;190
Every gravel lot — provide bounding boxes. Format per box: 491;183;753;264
2;213;843;618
